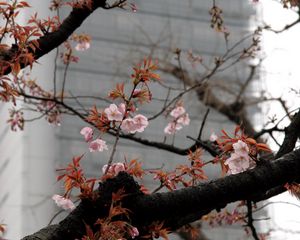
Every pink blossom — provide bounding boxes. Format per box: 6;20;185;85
114;163;126;174
80;126;93;142
104;104;124;121
118;103;126;116
165;106;190;134
129;227;139;238
177;113;190;126
121;114;149;133
210;132;218;142
8;110;24;131
52;194;75;210
170;106;185;118
132;114;148;132
224;152;250;174
102;162;126;176
75;41;90;51
164;122;182;134
133;89;141;96
88;139;108;152
232;140;249;156
121;118;137;133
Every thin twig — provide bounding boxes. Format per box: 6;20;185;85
253;201;300;213
53;47;59;97
236;65;256;103
198;108;210;140
61;54;70;102
246;200;260;240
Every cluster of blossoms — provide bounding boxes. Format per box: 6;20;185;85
164;105;190;134
104;103;149;134
80;127;108;152
72;33;91;52
53;59;159;239
52;194;75;211
42;101;62;126
224;140;255;174
7;109;24;131
202;208;244;227
80;103;148;152
121;114;148;133
213;127;271;175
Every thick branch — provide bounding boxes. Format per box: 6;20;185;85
23;149;300;240
2;1;107;76
276;110;300;158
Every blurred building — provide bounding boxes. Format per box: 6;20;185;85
0;1;262;239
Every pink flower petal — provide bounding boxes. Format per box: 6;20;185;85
80;127;93;142
89;139;108;152
164;122;182;134
102;163;125;176
104;104;124;121
132;114;148;132
52;194;75;210
170;106;185;118
210;132;218;142
232;140;249;156
75;41;90;51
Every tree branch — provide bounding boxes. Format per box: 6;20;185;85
1;1;107;76
22;148;300;240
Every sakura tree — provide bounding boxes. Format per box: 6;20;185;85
1;0;300;240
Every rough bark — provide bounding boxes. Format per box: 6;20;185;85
22;148;300;240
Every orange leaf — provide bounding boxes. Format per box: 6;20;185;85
11;62;21;75
256;143;272;152
246;137;257;145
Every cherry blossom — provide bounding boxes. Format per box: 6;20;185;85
104;103;125;121
121;118;136;133
102;162;126;176
164;105;190;135
164;122;182;134
129;227;139;238
133;89;141;96
177;113;190;126
52;194;75;210
170;106;185;118
209;132;218;142
118;103;126;116
121;114;149;133
80;126;93;142
132;114;149;132
232;140;249;156
8;109;24;131
88;139;108;152
224;153;251;175
75;41;90;51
